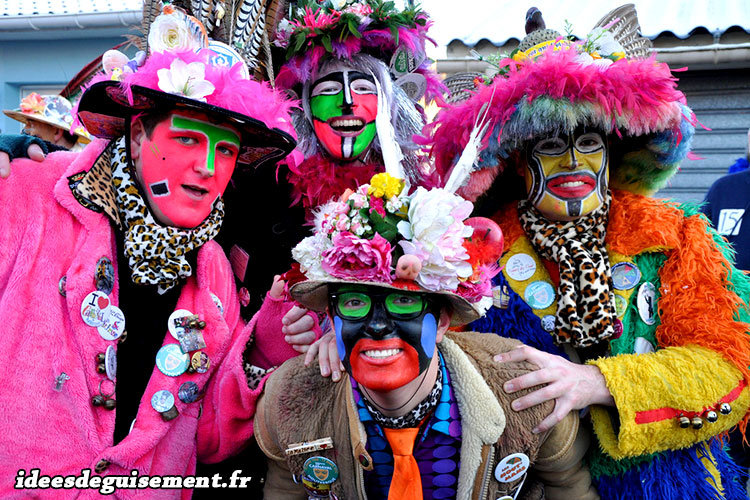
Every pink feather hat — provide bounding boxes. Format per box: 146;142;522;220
77;49;299;169
424;40;698;201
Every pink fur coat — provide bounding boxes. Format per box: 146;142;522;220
0;140;262;499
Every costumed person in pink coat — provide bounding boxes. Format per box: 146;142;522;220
0;6;299;498
246;0;446;380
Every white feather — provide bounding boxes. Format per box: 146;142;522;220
443;93;494;193
373;74;405;181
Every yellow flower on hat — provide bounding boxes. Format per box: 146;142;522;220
368;173;405;199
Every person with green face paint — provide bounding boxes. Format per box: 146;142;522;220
243;1;447;386
254;172;598;500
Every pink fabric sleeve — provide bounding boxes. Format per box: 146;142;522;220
195;244;264;463
245;292;322;370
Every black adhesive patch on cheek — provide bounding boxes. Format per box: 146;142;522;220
149;181;170;197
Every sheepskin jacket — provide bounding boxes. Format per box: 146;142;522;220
0;140;260;499
255;332;599;500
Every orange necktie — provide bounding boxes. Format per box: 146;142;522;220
383;426;422;500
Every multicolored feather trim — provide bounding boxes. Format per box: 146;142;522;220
589;439;746;500
425;48;697;200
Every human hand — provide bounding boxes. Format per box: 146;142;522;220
304;331;344;382
0;142;45;178
494;345;614;434
281;305;317;354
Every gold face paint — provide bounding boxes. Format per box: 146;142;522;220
524;131;609;220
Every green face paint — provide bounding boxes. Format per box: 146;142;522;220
171;115;241;174
310;93;343;122
308;68;379;160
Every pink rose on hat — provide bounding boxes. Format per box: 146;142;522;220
322;232;392;282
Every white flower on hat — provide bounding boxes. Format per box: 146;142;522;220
157;59;215;102
148;12;205;54
292;233;333;280
398;187;474;292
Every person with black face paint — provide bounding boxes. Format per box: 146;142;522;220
253;172;598;499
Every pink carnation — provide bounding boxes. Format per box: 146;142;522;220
369;196;386;217
322;232;393;282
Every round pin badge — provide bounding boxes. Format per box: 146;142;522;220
151;389;175;413
611;262;641;291
634;336;655;354
168;309;194;340
612;318;623;339
494;452;530;483
80;291;111;327
105;344;117;381
95;257;115;295
178;381;201;404
98;305;125;341
156;344;190;377
205;41;250;79
636;282;657;326
505;253;537;282
541;315;556;332
614;294;628;317
191;351;210;374
302;456;339;485
58;275;67;297
524;281;555;309
210;293;224;314
492;285;509;309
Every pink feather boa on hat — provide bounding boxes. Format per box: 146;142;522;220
75;50;302;167
423;48;695;197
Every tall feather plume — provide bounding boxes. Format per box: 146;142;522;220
373;75;405;181
202;0;216;32
139;0;164;52
444;96;493;194
232;0;266;69
593;3;652;59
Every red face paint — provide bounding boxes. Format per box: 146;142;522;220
135;110;240;228
349;338;420;391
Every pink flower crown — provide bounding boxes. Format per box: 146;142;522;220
292;173;504;314
274;0;443;103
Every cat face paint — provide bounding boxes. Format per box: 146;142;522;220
135;110;240;228
309;64;378;161
329;285;439;392
524;131;608;220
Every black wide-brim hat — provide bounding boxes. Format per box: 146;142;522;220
77;80;296;169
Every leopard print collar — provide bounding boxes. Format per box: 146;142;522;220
70;137;224;293
519;194;616;348
360;365;443;429
110;137;224;293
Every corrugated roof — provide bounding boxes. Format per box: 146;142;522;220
429;0;750;47
1;0;141;17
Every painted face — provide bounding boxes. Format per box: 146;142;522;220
329;285;439;392
132;110;241;228
309;65;378;161
524;131;609;220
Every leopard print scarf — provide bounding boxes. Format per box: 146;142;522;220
518;194;616;348
110;137;224;294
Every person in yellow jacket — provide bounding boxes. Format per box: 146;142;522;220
425;5;750;499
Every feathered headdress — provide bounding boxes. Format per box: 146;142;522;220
274;0;443;103
425;4;697;201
